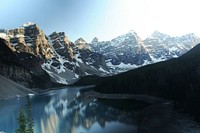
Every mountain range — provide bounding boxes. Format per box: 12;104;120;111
0;22;200;86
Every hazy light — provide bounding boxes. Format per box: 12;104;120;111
0;0;200;42
95;0;200;40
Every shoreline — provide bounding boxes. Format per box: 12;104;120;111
82;91;169;104
0;85;94;101
81;91;200;133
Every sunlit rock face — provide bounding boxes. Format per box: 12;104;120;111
74;37;89;50
5;22;54;61
0;25;52;87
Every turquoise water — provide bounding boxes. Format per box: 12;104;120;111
0;86;139;133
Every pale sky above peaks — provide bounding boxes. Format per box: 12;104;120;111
0;0;200;42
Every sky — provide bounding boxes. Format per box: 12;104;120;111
0;0;200;42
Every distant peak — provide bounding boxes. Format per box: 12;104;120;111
74;37;87;44
152;31;165;35
91;37;99;43
0;29;7;33
153;30;161;34
150;31;170;38
184;33;196;37
128;30;137;34
126;30;139;37
22;22;36;27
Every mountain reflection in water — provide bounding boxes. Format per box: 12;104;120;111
0;86;141;133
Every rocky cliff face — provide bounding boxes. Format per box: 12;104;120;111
74;37;90;50
0;38;59;89
0;38;32;87
41;32;108;84
144;31;200;60
3;22;53;61
90;31;151;73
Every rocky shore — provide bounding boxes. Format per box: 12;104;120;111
0;75;36;100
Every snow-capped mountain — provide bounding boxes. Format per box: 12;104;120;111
144;31;200;60
42;32;108;84
90;31;200;73
0;23;109;85
0;22;200;85
90;31;151;73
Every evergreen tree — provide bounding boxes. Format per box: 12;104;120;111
16;110;28;133
26;96;34;133
16;96;34;133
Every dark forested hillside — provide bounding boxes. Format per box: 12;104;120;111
95;43;200;95
94;43;200;120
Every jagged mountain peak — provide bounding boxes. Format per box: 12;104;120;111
110;30;143;47
49;31;70;43
74;38;90;49
22;22;36;27
127;30;137;35
114;30;139;39
1;23;54;60
181;33;199;38
147;31;200;42
91;37;99;43
150;31;170;39
75;37;87;44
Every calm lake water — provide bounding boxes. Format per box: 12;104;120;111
0;86;146;133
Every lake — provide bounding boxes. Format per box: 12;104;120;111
0;86;146;133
